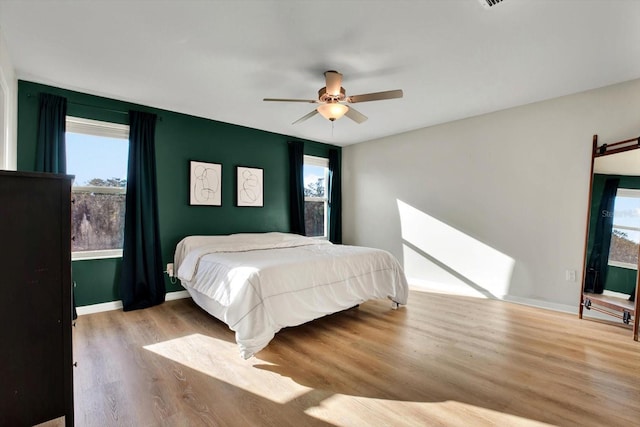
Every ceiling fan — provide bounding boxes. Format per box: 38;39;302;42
263;70;403;125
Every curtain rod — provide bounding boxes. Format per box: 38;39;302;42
69;101;128;116
26;93;163;121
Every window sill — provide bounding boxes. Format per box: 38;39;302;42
608;260;638;271
72;249;123;261
308;235;328;240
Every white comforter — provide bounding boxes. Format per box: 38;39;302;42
175;232;409;359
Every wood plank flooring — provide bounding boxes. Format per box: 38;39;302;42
72;290;640;426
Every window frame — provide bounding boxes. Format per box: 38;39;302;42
303;155;329;239
608;188;640;270
66;116;129;261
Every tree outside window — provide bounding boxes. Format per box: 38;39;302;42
303;155;329;238
66;117;129;259
608;188;640;270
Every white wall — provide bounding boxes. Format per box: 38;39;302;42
343;78;640;311
0;25;17;170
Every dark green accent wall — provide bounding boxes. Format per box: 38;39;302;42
18;80;340;306
586;173;639;295
72;258;120;306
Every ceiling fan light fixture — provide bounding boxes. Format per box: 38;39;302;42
317;103;348;121
264;70;402;125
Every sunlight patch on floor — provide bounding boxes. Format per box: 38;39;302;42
305;395;554;426
143;333;311;403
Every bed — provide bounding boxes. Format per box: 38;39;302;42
174;232;409;359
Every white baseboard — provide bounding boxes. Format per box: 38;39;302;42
501;295;577;315
76;300;123;316
409;282;578;315
166;290;190;301
76;290;190;316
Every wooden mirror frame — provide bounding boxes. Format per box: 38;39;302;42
579;134;640;341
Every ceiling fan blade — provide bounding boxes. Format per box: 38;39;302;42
292;109;319;125
347;89;403;103
324;70;343;96
344;106;368;124
263;98;317;103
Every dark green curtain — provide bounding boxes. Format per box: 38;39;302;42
120;111;165;311
35;93;67;173
288;141;305;235
585;178;619;294
328;149;342;243
35;92;77;320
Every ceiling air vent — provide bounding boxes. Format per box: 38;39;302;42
478;0;505;8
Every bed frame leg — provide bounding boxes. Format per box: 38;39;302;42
387;296;401;310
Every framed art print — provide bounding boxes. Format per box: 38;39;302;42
190;160;222;206
236;166;263;207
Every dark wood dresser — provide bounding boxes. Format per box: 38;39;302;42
0;170;74;426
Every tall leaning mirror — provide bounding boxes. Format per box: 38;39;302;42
580;135;640;341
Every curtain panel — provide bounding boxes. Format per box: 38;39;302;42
328;149;342;244
35;92;77;319
585;177;619;294
35;93;67;173
288;141;306;235
120;110;165;311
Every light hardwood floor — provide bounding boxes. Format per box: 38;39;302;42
72;290;640;426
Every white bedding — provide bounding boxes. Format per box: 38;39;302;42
174;232;409;359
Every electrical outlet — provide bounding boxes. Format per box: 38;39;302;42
166;263;174;278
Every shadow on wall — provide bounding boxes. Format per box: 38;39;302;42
396;199;515;299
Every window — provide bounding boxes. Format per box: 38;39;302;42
65;116;129;260
303;155;329;238
608;188;640;270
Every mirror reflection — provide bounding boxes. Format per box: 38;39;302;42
582;141;640;339
585;150;640;301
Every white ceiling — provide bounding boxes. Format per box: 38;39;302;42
1;0;640;146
